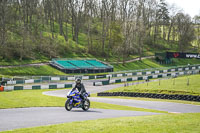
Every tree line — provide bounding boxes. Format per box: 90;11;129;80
0;0;199;62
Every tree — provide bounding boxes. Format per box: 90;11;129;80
0;0;8;47
194;15;200;51
175;13;195;52
136;0;147;60
119;0;135;64
69;0;85;44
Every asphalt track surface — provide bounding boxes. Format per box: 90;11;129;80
1;81;200;132
0;107;159;131
43;86;200;113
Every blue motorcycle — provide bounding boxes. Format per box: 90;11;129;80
65;90;90;111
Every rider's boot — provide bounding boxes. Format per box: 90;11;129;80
81;97;86;105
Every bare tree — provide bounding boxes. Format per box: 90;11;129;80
0;0;8;47
194;15;200;51
175;13;195;52
69;0;85;44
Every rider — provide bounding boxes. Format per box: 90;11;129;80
72;78;86;101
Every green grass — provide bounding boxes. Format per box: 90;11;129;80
3;113;200;133
171;58;200;66
113;58;200;72
112;59;162;71
108;74;200;96
0;65;66;76
1;57;200;77
0;56;49;66
1;58;200;77
0;89;165;113
0;89;66;108
0;59;48;66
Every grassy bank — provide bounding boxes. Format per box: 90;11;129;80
3;113;200;133
113;58;200;71
107;74;200;96
1;58;200;76
0;58;49;66
0;65;66;76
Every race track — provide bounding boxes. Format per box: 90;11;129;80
43;87;200;113
1;81;200;132
0;107;160;131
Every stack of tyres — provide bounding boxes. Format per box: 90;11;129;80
169;95;175;99
97;92;200;102
165;94;170;99
187;95;193;101
143;93;149;97
182;95;188;100
134;93;140;97
160;94;165;99
192;96;197;101
113;92;119;96
124;92;128;96
197;97;200;102
173;95;178;100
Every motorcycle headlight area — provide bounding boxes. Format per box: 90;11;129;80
67;91;71;96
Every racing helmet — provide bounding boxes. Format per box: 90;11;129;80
75;78;81;84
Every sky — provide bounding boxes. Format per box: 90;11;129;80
165;0;200;17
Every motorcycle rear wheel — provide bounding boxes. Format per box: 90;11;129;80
65;99;73;111
82;99;90;111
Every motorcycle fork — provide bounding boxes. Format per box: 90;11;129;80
69;99;73;105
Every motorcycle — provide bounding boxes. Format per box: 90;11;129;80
65;89;90;111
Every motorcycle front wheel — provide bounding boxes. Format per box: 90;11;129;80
65;99;73;111
82;99;90;111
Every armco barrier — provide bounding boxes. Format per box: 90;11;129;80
32;85;41;90
3;64;200;85
2;83;73;91
14;86;23;90
93;70;200;86
97;92;200;102
34;79;41;83
49;85;57;89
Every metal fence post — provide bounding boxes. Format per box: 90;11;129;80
173;78;175;85
187;78;189;86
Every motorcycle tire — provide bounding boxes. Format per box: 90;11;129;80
65;99;73;111
82;99;90;111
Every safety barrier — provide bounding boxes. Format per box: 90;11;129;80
3;83;73;91
97;92;200;102
93;70;200;86
3;64;200;85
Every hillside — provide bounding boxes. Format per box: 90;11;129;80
1;58;200;77
0;0;200;77
1;0;200;63
0;20;199;67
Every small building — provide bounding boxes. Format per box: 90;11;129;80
155;52;172;64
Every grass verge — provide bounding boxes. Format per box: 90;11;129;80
107;74;200;96
1;58;200;77
113;58;200;71
3;113;200;133
0;58;49;66
0;65;66;76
